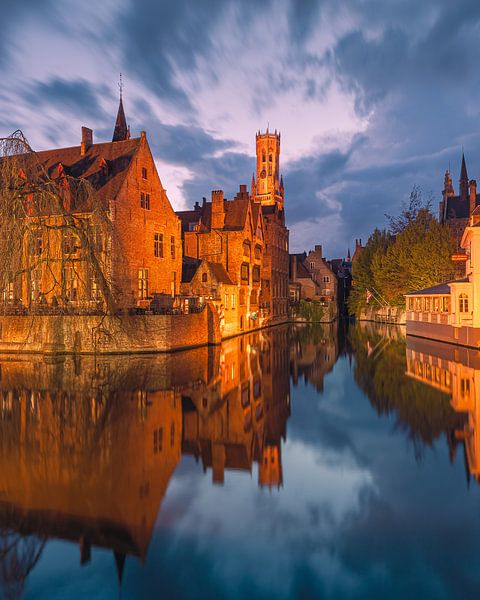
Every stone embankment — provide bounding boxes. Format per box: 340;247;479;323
359;306;406;324
0;303;221;354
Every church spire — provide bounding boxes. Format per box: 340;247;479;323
251;172;256;196
112;74;130;142
460;151;469;200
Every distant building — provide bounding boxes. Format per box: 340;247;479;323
289;245;336;306
330;249;353;317
439;153;480;251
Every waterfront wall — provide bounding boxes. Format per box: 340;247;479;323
0;303;221;354
407;320;480;348
359;306;406;324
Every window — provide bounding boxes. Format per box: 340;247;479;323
250;290;258;305
262;152;266;162
30;269;41;301
140;192;150;209
154;427;163;453
62;232;79;256
138;269;149;299
202;272;208;283
241;263;249;282
63;266;78;301
231;294;236;308
243;241;251;259
459;293;469;313
240;288;246;305
3;280;13;302
154;232;163;257
310;262;314;270
268;165;272;176
442;296;450;312
170;236;175;259
29;230;43;256
269;154;272;162
171;271;176;296
255;245;261;260
224;293;229;308
252;265;260;283
90;276;100;301
323;276;330;283
142;167;148;180
461;378;471;398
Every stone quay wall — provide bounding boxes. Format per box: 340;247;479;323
0;303;221;355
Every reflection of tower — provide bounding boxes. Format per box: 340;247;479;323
258;444;282;488
254;130;283;209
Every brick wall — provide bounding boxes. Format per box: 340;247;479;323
0;303;221;354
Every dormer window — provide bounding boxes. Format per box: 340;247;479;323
142;167;148;180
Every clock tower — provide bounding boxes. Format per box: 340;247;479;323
255;129;283;209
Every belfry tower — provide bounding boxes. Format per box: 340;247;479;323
112;75;130;142
254;129;284;209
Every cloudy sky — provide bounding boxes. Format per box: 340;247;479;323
1;0;480;256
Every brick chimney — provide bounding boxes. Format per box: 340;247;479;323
211;190;225;229
470;179;477;216
80;127;93;156
290;254;297;282
314;244;323;258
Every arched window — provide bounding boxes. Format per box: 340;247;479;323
262;152;266;163
459;293;469;313
269;154;272;162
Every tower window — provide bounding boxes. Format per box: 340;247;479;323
262;152;266;162
269;154;272;162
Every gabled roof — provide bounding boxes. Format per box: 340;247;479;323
5;138;141;211
177;196;251;233
207;262;234;285
181;257;201;283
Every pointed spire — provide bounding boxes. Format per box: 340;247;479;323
460;151;469;200
114;551;126;585
251;172;256;196
112;73;129;142
280;174;284;189
461;152;468;182
347;248;351;260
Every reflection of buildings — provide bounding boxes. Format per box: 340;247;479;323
0;327;291;592
289;324;339;392
405;336;480;481
182;327;290;488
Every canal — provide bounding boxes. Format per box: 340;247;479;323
1;322;479;599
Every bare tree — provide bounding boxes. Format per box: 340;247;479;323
0;131;116;315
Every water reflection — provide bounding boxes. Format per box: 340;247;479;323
0;326;295;596
3;323;480;598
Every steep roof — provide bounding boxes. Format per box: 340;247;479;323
207;262;234;285
112;96;129;142
5;138;141;212
177;196;251;233
444;193;480;220
181;257;201;283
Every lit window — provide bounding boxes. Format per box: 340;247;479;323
459;293;469;313
138;269;149;299
154;232;163;257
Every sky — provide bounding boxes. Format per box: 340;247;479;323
1;0;480;257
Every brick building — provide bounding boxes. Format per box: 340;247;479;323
252;130;290;323
1;94;182;311
178;185;266;336
289;245;337;305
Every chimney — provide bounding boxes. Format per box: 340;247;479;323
314;244;322;258
470;179;477;216
80;127;93;156
211;190;225;229
291;255;297;282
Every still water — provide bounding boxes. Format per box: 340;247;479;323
1;323;480;599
